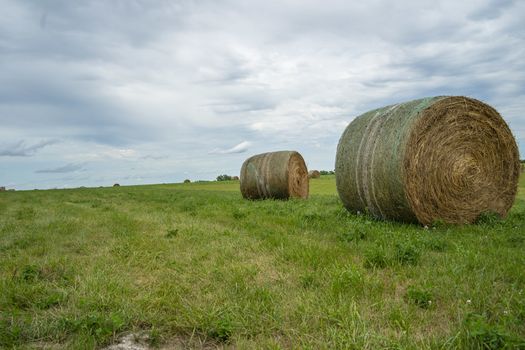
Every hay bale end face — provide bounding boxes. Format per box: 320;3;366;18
240;151;309;199
308;170;321;179
336;96;520;225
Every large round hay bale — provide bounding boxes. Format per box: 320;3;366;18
308;170;321;179
336;96;520;225
240;151;309;199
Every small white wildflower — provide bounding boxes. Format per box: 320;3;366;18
466;299;472;304
423;225;429;230
428;300;432;305
504;310;508;315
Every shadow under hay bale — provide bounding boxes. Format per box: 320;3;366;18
336;96;520;225
308;170;321;179
240;150;309;200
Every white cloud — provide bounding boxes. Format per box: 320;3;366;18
209;141;252;154
0;139;59;157
1;0;524;189
35;163;84;174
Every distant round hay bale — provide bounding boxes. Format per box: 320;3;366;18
240;151;309;199
336;96;520;225
0;186;5;192
113;183;120;187
308;170;321;179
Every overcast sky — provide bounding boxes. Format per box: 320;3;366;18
1;0;524;190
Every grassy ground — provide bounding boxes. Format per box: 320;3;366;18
1;175;524;349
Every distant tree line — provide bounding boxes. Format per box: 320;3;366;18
215;174;240;181
216;171;334;181
216;174;233;181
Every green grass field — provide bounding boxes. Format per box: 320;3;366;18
1;176;524;349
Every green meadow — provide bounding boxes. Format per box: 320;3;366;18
1;175;524;349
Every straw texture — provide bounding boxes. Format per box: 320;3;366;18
240;151;309;199
336;96;520;224
308;170;321;179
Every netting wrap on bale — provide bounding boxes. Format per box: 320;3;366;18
336;96;520;225
240;151;309;199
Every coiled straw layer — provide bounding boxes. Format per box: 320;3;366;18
336;96;520;224
240;151;309;200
